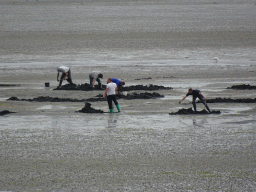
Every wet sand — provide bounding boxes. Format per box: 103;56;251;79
1;0;256;191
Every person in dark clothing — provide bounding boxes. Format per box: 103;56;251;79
179;88;211;112
57;66;73;87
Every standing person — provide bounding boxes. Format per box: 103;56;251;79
179;88;211;113
111;78;125;92
89;71;103;89
57;66;74;87
103;78;121;113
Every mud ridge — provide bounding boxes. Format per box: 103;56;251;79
53;83;172;91
0;110;16;116
122;84;173;91
7;96;88;102
53;83;105;91
7;92;164;103
200;98;256;103
227;84;256;90
77;103;104;113
169;108;221;115
0;84;20;87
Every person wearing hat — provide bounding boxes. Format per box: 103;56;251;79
89;71;103;89
179;88;211;113
111;78;125;92
57;66;74;87
103;78;121;113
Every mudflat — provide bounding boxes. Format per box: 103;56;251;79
0;0;256;191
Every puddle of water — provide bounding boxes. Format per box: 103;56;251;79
36;105;75;110
161;95;182;100
0;98;9;101
217;105;252;115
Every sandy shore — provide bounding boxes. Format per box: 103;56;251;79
1;63;256;191
1;0;256;191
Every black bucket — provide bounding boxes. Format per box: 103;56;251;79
45;82;50;87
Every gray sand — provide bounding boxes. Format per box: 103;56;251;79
0;0;256;191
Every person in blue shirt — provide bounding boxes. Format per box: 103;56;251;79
111;78;125;92
179;88;211;113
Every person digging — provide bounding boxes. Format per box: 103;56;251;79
179;88;211;113
57;66;74;87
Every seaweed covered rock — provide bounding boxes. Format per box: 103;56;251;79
227;84;256;90
169;108;220;115
78;103;104;113
0;110;16;116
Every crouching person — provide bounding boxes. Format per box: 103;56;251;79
103;78;121;113
57;66;74;87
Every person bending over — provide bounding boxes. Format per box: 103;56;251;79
103;78;121;113
89;71;103;89
111;78;125;92
179;88;211;113
57;66;73;87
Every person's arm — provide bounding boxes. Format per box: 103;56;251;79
115;86;118;94
199;92;207;100
92;79;96;88
103;88;109;98
57;73;59;81
63;72;68;80
179;95;188;103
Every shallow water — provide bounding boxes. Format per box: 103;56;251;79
1;1;256;191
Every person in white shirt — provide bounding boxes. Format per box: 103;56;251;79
103;78;121;113
57;66;74;87
89;71;103;89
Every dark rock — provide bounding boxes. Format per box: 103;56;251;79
0;110;16;116
78;103;104;113
227;84;256;90
169;108;221;115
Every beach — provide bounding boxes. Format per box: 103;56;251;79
0;0;256;191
